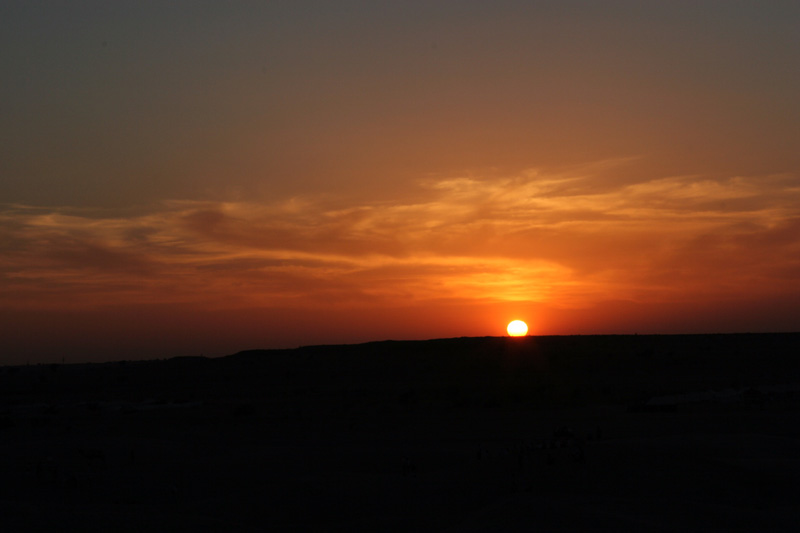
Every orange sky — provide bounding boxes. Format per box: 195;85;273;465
2;2;800;362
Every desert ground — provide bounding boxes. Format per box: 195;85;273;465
1;334;799;531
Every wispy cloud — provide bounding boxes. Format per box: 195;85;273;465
2;167;799;313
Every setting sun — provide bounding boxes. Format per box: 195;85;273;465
507;320;528;337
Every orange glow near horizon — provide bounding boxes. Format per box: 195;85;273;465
2;166;800;362
2;4;800;363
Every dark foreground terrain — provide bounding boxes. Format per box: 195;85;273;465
1;334;799;531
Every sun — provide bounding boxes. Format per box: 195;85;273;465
507;320;528;337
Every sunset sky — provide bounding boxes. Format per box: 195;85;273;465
2;1;800;363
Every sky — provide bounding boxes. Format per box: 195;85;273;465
2;1;800;363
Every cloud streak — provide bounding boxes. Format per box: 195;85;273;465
2;167;799;317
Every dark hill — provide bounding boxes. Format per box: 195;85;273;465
219;333;800;410
3;333;800;410
1;334;799;531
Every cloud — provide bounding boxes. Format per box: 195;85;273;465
2;167;799;313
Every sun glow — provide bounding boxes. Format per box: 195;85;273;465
506;320;528;337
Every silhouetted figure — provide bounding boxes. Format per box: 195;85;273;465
476;446;485;462
402;457;416;477
64;471;78;490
